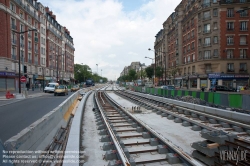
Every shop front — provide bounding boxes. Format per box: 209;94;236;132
208;73;249;88
0;72;16;91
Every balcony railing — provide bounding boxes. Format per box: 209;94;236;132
203;29;211;34
202;3;211;8
203;16;211;21
28;34;32;38
12;54;16;60
239;69;247;73
28;59;32;63
203;43;211;47
34;61;38;65
227;55;234;59
28;46;32;50
227;42;234;45
220;0;250;4
227;14;235;17
240;27;248;31
240;41;247;45
240;12;248;17
227;69;235;72
205;69;212;73
34;49;38;53
204;56;211;59
240;55;247;59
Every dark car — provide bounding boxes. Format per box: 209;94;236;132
209;85;236;92
161;85;175;90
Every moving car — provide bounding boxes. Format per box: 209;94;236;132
71;85;80;92
44;82;59;93
86;79;94;87
54;85;68;96
161;85;175;90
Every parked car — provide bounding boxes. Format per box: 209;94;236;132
44;82;59;93
161;85;175;90
209;85;236;92
54;85;68;96
71;85;80;92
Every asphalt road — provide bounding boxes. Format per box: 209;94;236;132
0;92;74;143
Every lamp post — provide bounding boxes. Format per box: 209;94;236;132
148;48;167;85
13;29;37;94
145;56;155;85
96;64;98;83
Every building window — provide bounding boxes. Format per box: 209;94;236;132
204;37;211;46
204;24;210;33
203;11;211;20
240;49;247;58
10;2;15;12
20;24;24;32
240;21;248;31
240;8;248;17
213;22;218;30
213;9;218;16
28;16;31;24
227;8;234;17
213;0;217;3
204;50;211;59
227;63;234;72
198;26;201;33
198;39;201;46
227;49;234;58
213;49;218;57
240;63;247;71
227;36;234;45
214;36;218;43
191;42;194;50
227;22;234;30
191;30;194;38
240;36;247;45
184;57;186;64
20;11;23;19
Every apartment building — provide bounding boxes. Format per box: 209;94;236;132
0;0;75;91
154;0;250;90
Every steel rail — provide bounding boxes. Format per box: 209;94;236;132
123;90;250;132
104;91;203;166
95;91;131;166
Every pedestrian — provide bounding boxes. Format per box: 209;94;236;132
32;84;35;91
38;83;41;91
201;86;205;92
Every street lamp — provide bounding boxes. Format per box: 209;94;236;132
12;29;37;94
145;56;155;85
148;48;167;85
96;64;98;83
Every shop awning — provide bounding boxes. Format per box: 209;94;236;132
36;76;44;80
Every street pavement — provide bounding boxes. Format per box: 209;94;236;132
0;88;49;107
0;91;75;142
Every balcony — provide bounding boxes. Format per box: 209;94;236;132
203;43;211;47
227;42;234;45
240;55;247;59
11;24;16;30
220;0;250;4
227;28;234;31
227;14;235;18
203;29;211;34
240;41;247;45
203;16;211;21
239;69;247;73
34;37;39;43
12;54;16;60
240;27;248;31
227;69;235;73
202;3;211;8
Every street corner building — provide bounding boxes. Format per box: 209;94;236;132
0;0;75;92
153;0;250;90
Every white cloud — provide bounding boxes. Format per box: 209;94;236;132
39;0;181;80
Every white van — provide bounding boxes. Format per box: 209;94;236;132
44;82;59;93
145;81;153;88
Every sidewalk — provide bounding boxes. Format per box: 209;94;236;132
0;88;47;106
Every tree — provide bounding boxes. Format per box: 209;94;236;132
128;69;136;81
155;66;163;78
170;67;180;86
145;66;154;80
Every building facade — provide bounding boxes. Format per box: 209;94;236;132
154;0;250;90
0;0;75;91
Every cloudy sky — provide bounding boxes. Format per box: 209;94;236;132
39;0;181;80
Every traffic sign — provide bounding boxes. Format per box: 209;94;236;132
20;76;26;83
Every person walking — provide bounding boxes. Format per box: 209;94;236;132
38;83;41;91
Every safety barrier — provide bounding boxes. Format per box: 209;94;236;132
62;91;92;166
4;91;80;153
132;86;250;109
